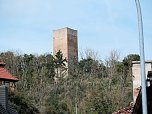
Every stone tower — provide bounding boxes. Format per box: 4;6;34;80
53;27;78;66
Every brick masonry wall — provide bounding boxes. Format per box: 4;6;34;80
53;27;78;64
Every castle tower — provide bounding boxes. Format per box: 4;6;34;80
53;27;78;67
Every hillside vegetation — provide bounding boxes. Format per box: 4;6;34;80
0;50;140;114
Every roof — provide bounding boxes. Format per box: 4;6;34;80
114;71;152;114
113;106;133;114
0;104;8;114
132;60;152;64
53;27;77;32
132;79;152;113
0;68;18;82
0;63;18;82
0;101;18;114
0;85;18;114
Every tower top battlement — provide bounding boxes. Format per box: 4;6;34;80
53;27;77;38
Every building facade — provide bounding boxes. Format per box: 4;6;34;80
0;61;18;91
132;61;152;102
53;27;78;66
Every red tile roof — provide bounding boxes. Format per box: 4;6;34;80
113;106;133;114
0;62;18;82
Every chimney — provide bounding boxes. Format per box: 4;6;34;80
0;85;8;109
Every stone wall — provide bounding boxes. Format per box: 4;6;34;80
53;27;78;64
53;27;78;77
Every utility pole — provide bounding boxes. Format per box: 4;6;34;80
135;0;148;114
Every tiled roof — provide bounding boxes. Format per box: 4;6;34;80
0;103;18;114
132;81;152;113
0;67;18;81
113;106;133;114
0;104;9;114
0;62;18;82
8;103;18;114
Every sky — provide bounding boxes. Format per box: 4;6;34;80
0;0;152;60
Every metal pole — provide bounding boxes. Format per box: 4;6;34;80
135;0;148;114
75;102;78;114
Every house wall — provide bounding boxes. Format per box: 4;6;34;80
132;61;152;102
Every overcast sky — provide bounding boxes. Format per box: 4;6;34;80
0;0;152;60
